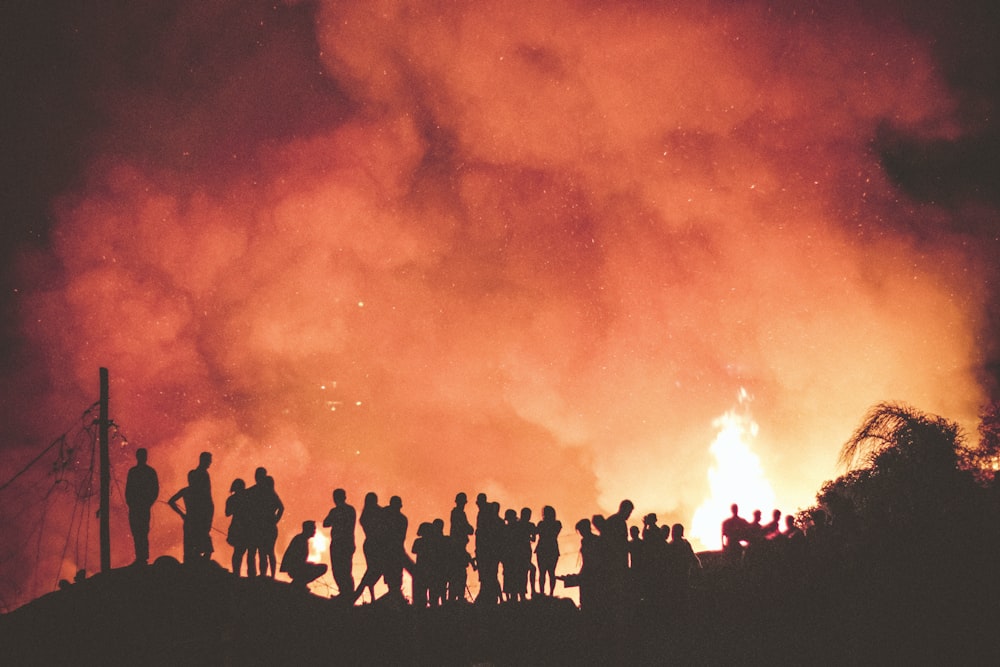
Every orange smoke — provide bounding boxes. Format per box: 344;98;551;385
1;0;995;608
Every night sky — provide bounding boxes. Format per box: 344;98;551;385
1;0;998;608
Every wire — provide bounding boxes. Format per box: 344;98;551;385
0;401;100;494
0;435;66;494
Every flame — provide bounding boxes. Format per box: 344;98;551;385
0;1;994;609
308;531;330;564
689;389;776;551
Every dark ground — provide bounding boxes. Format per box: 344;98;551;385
3;551;999;666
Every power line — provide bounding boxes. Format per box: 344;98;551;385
0;401;100;494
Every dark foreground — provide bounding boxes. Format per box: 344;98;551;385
2;553;999;666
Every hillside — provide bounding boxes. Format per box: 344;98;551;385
3;549;1000;666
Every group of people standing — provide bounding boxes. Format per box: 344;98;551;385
570;500;702;613
122;450;719;611
721;503;805;568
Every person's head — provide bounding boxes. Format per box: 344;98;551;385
629;525;640;539
135;448;148;465
772;509;781;522
671;523;685;540
520;507;532;521
333;488;347;505
199;451;212;468
432;518;444;534
730;503;739;517
455;492;467;507
619;499;634;519
302;520;316;537
505;508;518;523
364;491;378;507
592;514;606;532
255;467;267;483
575;518;592;536
785;515;797;530
230;478;245;493
543;505;556;521
389;495;402;510
643;513;658;527
753;509;762;522
476;492;487;507
264;475;275;490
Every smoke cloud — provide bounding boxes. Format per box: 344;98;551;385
1;0;997;606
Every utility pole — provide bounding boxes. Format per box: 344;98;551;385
99;367;110;572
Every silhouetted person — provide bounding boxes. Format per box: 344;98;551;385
226;478;251;575
412;521;434;607
244;467;268;577
744;509;767;571
428;518;448;605
246;467;284;577
763;509;782;539
473;493;489;589
535;505;561;597
575;518;603;612
721;503;748;565
475;501;503;604
446;530;475;603
168;470;212;563
783;513;807;577
188;452;215;561
806;508;836;577
354;492;386;602
638;521;670;609
501;508;527;602
606;500;634;569
784;514;804;541
667;524;701;593
604;499;634;610
628;525;642;571
322;488;356;598
747;509;765;544
641;513;659;542
382;495;410;601
450;492;474;546
664;523;701;625
260;475;284;577
412;520;448;607
281;520;327;591
520;507;538;596
448;492;474;602
125;448;158;565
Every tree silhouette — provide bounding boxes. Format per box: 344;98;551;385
974;400;1000;484
819;402;985;553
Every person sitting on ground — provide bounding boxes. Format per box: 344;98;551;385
280;521;327;591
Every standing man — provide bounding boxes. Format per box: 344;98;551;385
125;448;159;565
322;488;357;598
382;495;410;602
187;452;214;561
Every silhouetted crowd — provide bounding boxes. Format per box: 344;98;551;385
126;449;816;612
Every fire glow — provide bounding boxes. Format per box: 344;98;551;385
1;0;995;608
689;389;777;552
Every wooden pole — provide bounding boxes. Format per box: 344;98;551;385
99;367;110;572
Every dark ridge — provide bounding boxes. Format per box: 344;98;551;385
3;550;1000;666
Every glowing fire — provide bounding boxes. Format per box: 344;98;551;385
308;531;330;564
689;389;776;551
